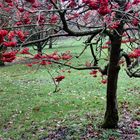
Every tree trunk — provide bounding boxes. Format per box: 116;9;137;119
101;0;126;127
102;32;123;129
0;60;4;66
49;38;53;49
0;47;4;66
37;44;42;55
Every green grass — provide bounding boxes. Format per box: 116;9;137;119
0;39;140;139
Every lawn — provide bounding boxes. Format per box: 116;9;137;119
0;39;140;140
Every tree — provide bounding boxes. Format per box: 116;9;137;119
0;0;140;128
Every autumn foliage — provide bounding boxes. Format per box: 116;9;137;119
0;0;140;82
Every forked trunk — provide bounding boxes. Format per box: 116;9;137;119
101;0;126;127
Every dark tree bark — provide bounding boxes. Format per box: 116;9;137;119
102;25;124;128
101;0;127;128
0;60;4;66
37;44;43;55
49;38;53;49
0;46;5;66
102;38;121;128
36;33;43;55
